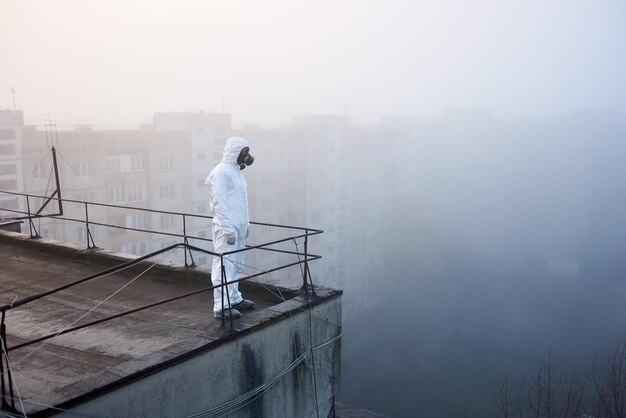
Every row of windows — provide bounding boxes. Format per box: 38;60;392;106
21;158;172;181
159;184;177;200
70;156;174;176
106;155;174;173
107;184;146;204
77;184;177;206
106;155;146;173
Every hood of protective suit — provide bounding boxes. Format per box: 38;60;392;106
221;137;250;165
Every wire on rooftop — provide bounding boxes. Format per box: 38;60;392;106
0;334;25;418
4;245;177;371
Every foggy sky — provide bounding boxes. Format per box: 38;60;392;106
2;0;626;127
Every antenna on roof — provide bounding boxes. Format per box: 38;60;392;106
10;87;16;111
37;114;63;216
45;113;59;147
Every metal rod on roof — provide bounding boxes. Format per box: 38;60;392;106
0;315;16;411
51;146;63;216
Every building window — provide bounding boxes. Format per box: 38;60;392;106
107;185;143;203
106;157;121;173
126;184;144;202
131;155;145;171
160;214;175;229
77;160;95;177
159;184;176;200
126;213;146;229
159;156;174;171
107;185;124;203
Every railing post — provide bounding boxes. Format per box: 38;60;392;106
182;215;195;267
0;312;6;409
302;229;316;296
84;202;95;249
25;195;38;238
219;255;234;330
51;146;63;216
302;230;309;290
1;311;16;412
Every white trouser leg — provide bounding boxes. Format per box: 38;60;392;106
211;231;244;312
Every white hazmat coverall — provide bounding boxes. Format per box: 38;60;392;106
205;137;250;313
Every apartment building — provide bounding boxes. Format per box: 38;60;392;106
13;113;228;265
0;110;24;216
152;112;231;265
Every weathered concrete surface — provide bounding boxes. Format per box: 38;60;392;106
0;230;342;417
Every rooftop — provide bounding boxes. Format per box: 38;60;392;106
0;230;340;416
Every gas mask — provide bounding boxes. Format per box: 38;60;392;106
237;147;254;170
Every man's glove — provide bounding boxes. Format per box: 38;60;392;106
226;233;236;245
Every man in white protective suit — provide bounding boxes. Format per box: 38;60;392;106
205;136;256;319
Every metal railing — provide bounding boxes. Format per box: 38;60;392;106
0;191;323;413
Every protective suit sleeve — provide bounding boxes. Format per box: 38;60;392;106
208;169;236;235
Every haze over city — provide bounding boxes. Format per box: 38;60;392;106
2;1;626;417
2;0;626;126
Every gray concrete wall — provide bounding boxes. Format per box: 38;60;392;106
59;297;342;418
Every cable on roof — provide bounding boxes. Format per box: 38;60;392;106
0;335;25;418
29;149;52;177
293;236;321;418
183;333;342;418
212;236;334;418
225;249;341;330
2;245;178;373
